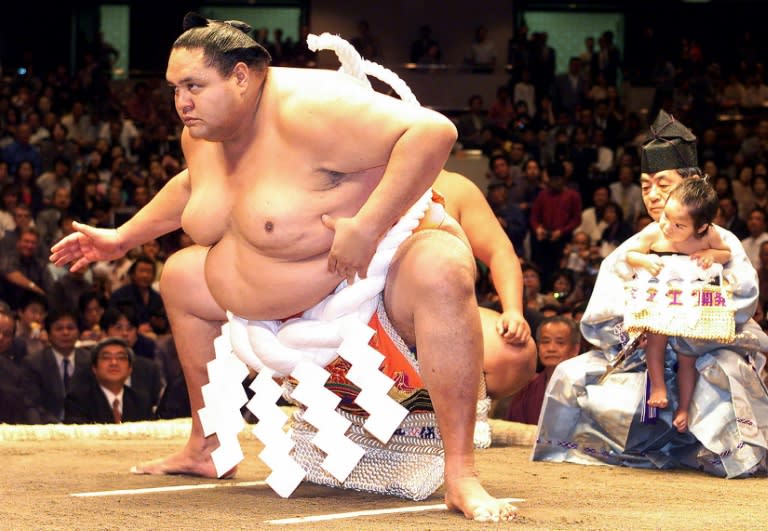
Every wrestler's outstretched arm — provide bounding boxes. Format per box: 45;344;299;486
50;167;191;272
435;170;530;345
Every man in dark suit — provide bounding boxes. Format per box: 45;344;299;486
108;255;165;331
65;337;153;424
0;304;33;423
21;309;90;423
554;57;587;119
718;195;749;241
100;306;163;411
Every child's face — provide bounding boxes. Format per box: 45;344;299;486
659;196;698;242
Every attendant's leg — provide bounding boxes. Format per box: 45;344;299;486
673;354;696;432
645;332;669;408
480;307;537;400
385;230;515;522
132;245;227;477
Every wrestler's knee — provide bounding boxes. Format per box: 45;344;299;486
393;231;476;298
159;245;208;303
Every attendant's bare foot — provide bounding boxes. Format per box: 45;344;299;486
130;446;236;479
647;388;668;409
672;409;689;432
445;475;516;522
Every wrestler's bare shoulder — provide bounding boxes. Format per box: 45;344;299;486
267;67;431;173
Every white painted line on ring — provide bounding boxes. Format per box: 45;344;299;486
265;498;525;524
71;480;267;497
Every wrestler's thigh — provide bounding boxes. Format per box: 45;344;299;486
383;229;476;344
478;306;502;350
159;245;226;322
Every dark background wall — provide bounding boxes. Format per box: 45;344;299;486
1;1;767;77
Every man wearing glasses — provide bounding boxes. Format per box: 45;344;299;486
64;337;153;424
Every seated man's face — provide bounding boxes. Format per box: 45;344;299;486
107;317;138;347
93;343;132;388
131;262;155;289
19;303;45;329
537;321;579;369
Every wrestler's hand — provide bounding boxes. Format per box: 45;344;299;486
49;221;125;273
321;214;380;283
496;310;531;345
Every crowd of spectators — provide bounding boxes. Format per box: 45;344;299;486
2;21;768;425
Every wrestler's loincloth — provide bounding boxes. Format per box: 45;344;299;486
283;295;434;416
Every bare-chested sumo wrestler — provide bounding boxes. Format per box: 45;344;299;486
50;13;516;522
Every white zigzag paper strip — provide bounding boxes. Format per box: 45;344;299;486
337;320;408;444
247;368;305;497
200;328;250;477
290;361;363;482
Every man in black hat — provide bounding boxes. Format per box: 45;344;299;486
639;110;702;222
532;110;768;478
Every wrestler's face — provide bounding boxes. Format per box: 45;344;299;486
659;197;698;243
640;170;684;221
167;47;249;142
537;322;579;369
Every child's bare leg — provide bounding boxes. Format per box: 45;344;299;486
673;354;697;432
645;333;669;408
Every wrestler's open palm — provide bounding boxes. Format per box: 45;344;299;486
50;221;124;273
321;214;379;283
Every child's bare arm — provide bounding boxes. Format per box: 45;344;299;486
626;225;664;275
691;227;732;268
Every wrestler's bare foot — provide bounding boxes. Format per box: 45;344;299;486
647;388;668;409
445;475;516;522
673;409;689;432
130;445;236;479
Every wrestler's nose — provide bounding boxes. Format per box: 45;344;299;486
176;93;193;115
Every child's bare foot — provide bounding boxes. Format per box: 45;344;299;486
445;475;516;522
673;409;689;432
647;388;668;408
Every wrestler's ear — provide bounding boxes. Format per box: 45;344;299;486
232;62;249;86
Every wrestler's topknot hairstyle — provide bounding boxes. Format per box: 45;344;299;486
174;12;271;77
667;176;718;239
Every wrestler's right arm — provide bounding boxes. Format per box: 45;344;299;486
50;168;191;272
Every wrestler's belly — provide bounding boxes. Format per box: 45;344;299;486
203;209;469;321
204;233;341;321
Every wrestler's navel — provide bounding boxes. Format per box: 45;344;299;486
264;221;274;233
